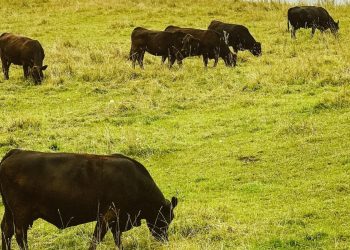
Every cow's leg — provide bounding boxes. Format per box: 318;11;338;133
213;55;219;67
138;51;145;69
14;226;28;250
12;211;32;250
132;56;136;69
161;55;167;65
213;49;219;67
311;26;316;38
291;26;296;39
169;55;176;69
213;59;218;67
130;48;140;69
23;65;29;79
1;211;14;250
130;51;137;69
2;59;10;80
167;50;172;69
174;51;183;67
89;218;109;250
202;55;209;67
110;223;123;249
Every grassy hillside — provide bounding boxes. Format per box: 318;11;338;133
0;0;350;249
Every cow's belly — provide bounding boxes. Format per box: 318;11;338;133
4;56;23;65
2;49;25;65
36;201;104;229
11;60;24;66
40;209;97;229
145;44;168;56
5;184;104;229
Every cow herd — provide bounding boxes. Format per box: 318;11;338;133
0;6;340;85
0;5;341;250
129;21;261;69
129;6;339;69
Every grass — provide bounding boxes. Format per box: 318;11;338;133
0;0;350;249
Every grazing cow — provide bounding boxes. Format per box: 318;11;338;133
208;20;262;56
129;27;198;68
287;6;339;39
164;26;236;67
0;149;178;250
0;33;48;84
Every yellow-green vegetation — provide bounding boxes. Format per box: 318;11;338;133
1;0;350;249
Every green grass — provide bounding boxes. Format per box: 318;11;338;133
1;0;350;249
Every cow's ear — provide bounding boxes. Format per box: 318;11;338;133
337;20;339;25
42;65;48;70
171;196;178;208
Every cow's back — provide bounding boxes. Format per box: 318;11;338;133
165;26;208;41
208;20;222;30
210;22;253;41
165;26;219;46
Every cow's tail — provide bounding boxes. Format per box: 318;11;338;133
129;47;136;61
287;17;290;31
0;149;19;213
0;149;19;190
0;149;20;218
128;49;132;60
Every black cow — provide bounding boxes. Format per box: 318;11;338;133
287;6;339;39
129;27;198;68
0;149;178;249
208;20;261;56
164;26;236;67
0;33;48;84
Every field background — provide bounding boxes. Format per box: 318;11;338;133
0;0;350;249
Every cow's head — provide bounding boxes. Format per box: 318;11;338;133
219;44;236;67
222;51;237;67
147;196;178;242
251;42;262;56
330;20;339;35
29;65;48;84
181;34;200;57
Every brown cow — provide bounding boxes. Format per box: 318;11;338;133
164;26;236;67
129;27;199;68
0;33;48;84
208;20;262;56
0;149;178;249
288;6;339;39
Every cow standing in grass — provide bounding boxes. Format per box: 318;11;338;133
129;27;198;68
0;149;178;249
164;26;236;67
287;6;339;39
0;33;48;84
208;20;262;56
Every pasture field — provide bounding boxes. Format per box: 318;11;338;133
0;0;350;249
